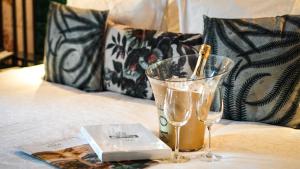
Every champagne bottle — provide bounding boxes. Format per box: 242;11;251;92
191;44;211;79
149;79;206;151
147;46;213;152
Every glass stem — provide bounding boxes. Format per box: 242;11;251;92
207;124;212;157
174;126;181;160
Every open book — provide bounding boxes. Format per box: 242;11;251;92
20;137;159;169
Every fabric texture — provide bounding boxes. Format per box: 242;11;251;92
44;2;108;91
177;0;300;33
0;65;300;169
203;15;300;128
67;0;168;31
103;25;203;99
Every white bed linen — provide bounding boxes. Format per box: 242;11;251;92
0;65;299;169
67;0;168;31
177;0;300;33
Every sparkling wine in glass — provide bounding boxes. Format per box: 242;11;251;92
195;86;223;162
163;82;192;163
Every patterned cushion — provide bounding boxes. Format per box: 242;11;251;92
104;25;203;99
203;15;300;128
44;2;108;91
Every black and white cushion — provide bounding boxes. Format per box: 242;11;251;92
44;2;108;91
104;25;203;99
203;15;300;128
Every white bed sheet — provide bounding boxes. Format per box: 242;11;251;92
0;65;299;169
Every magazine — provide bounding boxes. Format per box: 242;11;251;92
20;137;159;169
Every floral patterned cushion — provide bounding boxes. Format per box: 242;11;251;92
104;25;203;99
203;15;300;128
44;2;108;91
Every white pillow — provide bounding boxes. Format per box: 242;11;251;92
67;0;168;30
177;0;300;33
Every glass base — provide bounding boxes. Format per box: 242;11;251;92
170;153;190;163
199;152;221;162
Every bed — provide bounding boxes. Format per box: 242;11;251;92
0;65;299;169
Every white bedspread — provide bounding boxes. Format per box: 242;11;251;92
0;65;299;169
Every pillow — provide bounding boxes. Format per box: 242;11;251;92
44;2;108;91
103;24;203;99
177;0;300;33
203;15;300;128
67;0;168;31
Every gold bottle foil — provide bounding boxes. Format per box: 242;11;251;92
191;44;212;78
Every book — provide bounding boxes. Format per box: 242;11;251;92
20;137;159;169
80;123;172;162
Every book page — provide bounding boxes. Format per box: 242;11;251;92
20;137;159;169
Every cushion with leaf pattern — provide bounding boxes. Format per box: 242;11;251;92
203;15;300;128
104;24;203;99
44;2;108;91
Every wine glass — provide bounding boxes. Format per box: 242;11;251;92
163;83;192;163
195;85;223;162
